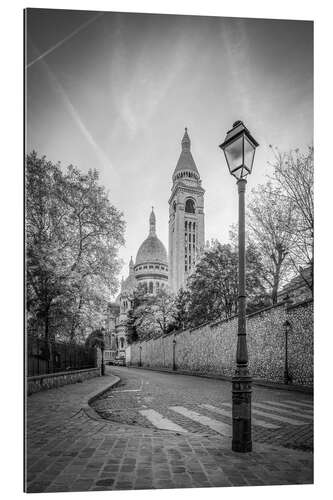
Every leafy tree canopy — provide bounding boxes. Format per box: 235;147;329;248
187;241;268;327
130;288;176;341
26;151;125;343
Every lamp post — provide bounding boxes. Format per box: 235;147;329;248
283;320;292;384
139;345;142;367
172;335;177;371
219;120;259;453
101;345;105;376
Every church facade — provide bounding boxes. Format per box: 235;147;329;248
104;129;205;362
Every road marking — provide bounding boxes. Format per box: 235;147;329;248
222;402;306;426
112;389;142;393
201;404;280;430
282;400;313;410
262;401;313;414
170;406;232;437
139;409;188;433
252;402;313;420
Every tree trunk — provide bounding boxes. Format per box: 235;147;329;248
70;295;83;342
272;259;282;304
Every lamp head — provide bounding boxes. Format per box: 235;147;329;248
219;120;259;179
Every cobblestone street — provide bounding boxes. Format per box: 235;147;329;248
25;367;313;492
93;367;313;451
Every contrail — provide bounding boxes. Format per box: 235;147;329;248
26;12;103;69
42;58;115;173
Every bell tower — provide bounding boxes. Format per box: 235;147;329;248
168;128;205;293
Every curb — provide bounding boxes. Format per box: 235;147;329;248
127;365;313;395
81;373;121;421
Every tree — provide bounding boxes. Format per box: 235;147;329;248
187;242;267;327
85;327;106;374
270;146;314;292
85;328;105;350
173;287;191;330
26;152;69;343
246;182;297;304
26;151;125;343
126;308;139;345
131;289;176;341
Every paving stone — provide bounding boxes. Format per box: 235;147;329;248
25;368;314;493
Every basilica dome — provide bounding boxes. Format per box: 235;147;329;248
135;234;167;266
134;208;168;292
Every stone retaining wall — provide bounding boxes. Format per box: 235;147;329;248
129;300;313;386
27;367;101;395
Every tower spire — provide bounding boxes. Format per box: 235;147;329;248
181;127;191;152
149;207;156;236
129;256;134;274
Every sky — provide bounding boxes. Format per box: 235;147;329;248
25;9;313;294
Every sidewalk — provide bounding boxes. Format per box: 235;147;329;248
25;368;313;492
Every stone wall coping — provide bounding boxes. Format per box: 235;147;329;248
287;298;313;311
131;299;313;347
27;367;99;382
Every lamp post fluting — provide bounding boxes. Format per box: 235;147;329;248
219;120;259;453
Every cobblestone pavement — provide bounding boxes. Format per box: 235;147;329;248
93;367;313;452
25;367;313;493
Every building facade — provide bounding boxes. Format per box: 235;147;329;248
105;209;168;361
133;208;168;294
168;128;205;293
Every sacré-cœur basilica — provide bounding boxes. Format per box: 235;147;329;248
104;128;205;363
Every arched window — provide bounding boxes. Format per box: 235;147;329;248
173;201;176;213
185;198;195;213
149;282;154;294
120;338;124;349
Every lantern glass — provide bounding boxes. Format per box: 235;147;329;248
219;120;259;180
224;136;243;178
244;136;256;175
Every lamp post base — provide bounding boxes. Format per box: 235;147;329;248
232;374;252;452
284;371;292;385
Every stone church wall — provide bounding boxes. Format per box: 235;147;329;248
129;300;313;386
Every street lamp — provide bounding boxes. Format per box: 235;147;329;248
139;345;142;367
219;120;259;453
172;335;177;371
283;320;292;385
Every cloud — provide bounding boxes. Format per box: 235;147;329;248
26;13;104;69
220;19;253;118
108;31;190;138
37;54;116;175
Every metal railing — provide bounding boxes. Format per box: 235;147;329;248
27;337;97;377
